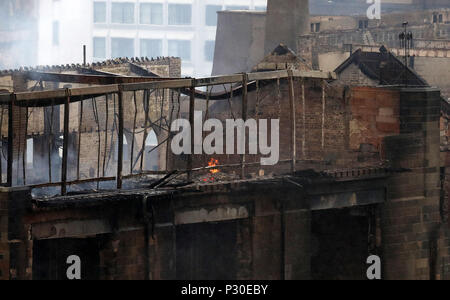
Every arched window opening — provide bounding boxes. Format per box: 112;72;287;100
146;131;158;147
123;134;129;160
58;135;64;159
145;131;159;171
26;138;34;166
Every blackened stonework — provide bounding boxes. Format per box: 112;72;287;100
0;187;32;280
0;189;9;280
383;88;449;280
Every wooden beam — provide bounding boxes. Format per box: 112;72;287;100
70;85;119;97
122;170;169;180
288;71;297;173
302;80;306;158
195;74;244;87
29;176;116;189
4;70;337;107
241;73;248;180
7;94;14;187
61;90;71;195
24;71;175;85
248;70;289;81
122;79;193;92
15;89;67;101
291;70;336;80
117;86;124;189
187;86;195;181
322;80;326;149
77;98;83;181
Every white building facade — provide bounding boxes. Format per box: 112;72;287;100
38;0;267;77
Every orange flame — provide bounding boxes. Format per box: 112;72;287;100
208;158;220;175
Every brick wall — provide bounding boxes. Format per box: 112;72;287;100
0;57;181;185
0;187;32;280
349;87;400;152
172;80;398;179
339;64;379;86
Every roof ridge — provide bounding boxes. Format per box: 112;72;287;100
0;56;179;75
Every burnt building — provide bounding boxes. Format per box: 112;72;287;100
0;56;181;188
0;0;449;281
0;47;449;280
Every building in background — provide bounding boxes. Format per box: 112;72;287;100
310;0;450;15
38;0;267;77
2;0;450;282
0;0;39;70
35;0;450;76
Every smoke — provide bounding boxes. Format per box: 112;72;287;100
0;0;89;70
36;0;88;66
0;0;39;70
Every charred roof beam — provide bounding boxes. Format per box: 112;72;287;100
23;71;177;85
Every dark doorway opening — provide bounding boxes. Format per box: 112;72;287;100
33;238;100;280
176;221;237;280
311;207;370;280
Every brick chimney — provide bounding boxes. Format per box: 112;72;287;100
264;0;310;55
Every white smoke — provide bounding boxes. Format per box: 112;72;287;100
0;0;39;69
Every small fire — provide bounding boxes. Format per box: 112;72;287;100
209;158;220;175
203;159;220;182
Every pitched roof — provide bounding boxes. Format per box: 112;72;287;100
334;46;428;86
334;46;450;114
0;56;178;75
253;44;312;72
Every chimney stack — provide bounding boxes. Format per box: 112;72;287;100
264;0;310;55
